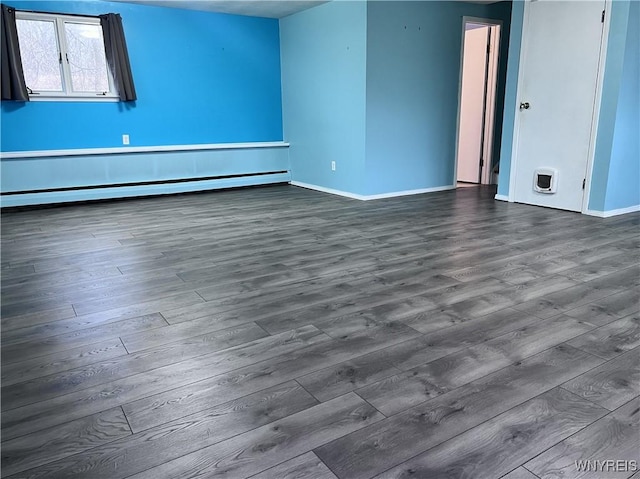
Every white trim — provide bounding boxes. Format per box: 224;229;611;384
460;16;504;28
27;95;119;102
482;24;500;185
290;181;364;200
16;11;101;24
452;17;467;188
581;0;611;214
363;186;455;200
290;181;455;201
494;194;509;202
584;204;640;218
1;142;290;159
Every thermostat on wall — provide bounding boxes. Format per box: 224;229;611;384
533;168;558;194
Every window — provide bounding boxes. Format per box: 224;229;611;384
15;12;117;100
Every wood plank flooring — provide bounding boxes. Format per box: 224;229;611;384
1;184;639;479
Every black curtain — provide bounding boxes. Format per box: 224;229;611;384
1;4;28;101
100;13;136;102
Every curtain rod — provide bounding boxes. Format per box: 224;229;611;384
7;5;103;19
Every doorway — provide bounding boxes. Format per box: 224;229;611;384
455;18;501;187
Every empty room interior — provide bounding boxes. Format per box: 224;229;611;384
1;0;639;477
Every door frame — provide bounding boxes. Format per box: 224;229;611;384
453;16;503;187
507;0;611;213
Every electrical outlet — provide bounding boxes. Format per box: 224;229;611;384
122;134;130;145
331;161;336;171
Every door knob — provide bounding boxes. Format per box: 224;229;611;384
520;102;530;110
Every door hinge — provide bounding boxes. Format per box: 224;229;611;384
602;10;605;23
487;44;491;54
582;178;586;190
480;159;485;167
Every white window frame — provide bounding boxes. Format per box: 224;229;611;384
16;11;119;102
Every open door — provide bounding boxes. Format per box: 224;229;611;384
456;19;501;186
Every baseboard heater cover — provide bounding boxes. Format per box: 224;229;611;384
1;171;288;196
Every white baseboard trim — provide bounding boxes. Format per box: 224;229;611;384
290;181;455;201
289;181;364;200
364;185;455;200
584;204;640;218
0;141;290;159
494;194;509;202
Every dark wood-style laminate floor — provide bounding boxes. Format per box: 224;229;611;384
1;184;639;479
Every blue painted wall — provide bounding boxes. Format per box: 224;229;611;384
496;0;524;198
606;0;639;210
280;0;367;195
365;1;512;195
281;0;511;197
587;0;630;211
583;0;639;213
0;0;283;152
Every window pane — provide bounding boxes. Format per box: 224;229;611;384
64;22;110;93
16;19;63;91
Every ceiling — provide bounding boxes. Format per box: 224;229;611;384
110;0;501;19
109;0;329;18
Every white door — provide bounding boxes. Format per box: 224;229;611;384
457;25;489;184
512;0;605;212
482;25;500;185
